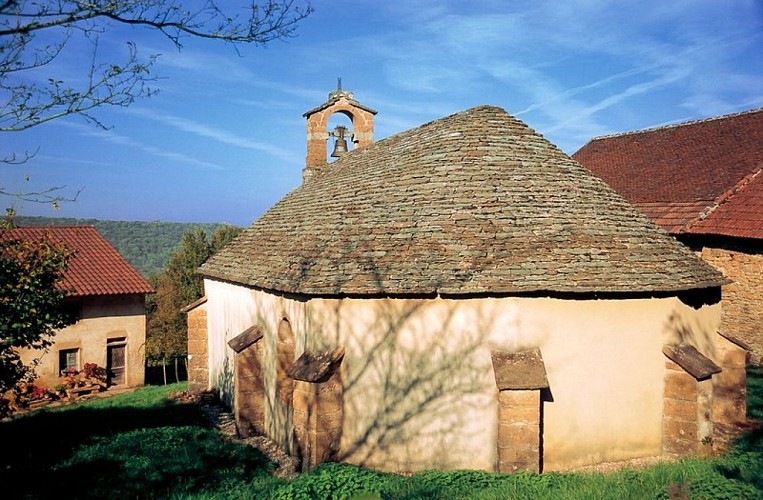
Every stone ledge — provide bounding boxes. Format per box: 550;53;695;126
491;348;549;390
228;325;264;353
288;347;345;382
663;344;721;380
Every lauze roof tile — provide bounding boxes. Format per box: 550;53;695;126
201;105;726;297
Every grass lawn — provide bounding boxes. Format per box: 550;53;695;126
2;370;762;499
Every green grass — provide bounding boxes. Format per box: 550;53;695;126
747;366;763;420
0;383;275;498
2;371;762;499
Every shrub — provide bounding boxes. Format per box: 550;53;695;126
275;462;394;500
59;362;107;389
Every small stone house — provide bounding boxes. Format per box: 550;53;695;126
11;226;153;388
573;109;762;363
190;90;746;473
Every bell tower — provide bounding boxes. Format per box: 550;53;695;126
302;81;377;181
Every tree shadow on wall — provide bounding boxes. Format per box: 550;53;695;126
256;237;530;470
216;350;236;407
326;298;501;471
663;288;722;356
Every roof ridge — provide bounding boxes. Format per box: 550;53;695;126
587;107;763;143
685;167;763;231
15;224;97;228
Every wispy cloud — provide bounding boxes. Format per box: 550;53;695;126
153;48;320;103
128;108;301;163
336;0;762;150
55;121;226;171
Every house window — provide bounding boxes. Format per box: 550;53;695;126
59;348;79;374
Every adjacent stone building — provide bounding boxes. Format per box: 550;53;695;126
10;226;153;388
573;109;762;364
192;91;745;473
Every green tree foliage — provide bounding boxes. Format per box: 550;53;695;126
14;216;225;277
146;225;242;383
0;219;74;417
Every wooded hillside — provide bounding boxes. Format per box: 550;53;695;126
13;216;235;277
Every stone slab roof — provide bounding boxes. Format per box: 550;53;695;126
573;108;763;239
4;226;153;297
201;105;725;297
491;348;549;390
227;325;264;353
663;344;722;380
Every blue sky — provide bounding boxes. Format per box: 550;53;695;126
3;0;762;226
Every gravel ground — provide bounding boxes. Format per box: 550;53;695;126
569;455;675;474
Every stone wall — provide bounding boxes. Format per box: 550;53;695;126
663;360;700;455
293;372;344;470
186;300;209;392
235;341;266;437
662;359;714;456
713;334;748;425
700;244;762;364
496;390;542;473
204;280;725;472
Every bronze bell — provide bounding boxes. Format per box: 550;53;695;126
331;136;349;157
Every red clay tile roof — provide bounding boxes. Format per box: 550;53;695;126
572;108;763;238
690;169;763;239
201;105;724;297
3;226;154;297
636;201;712;234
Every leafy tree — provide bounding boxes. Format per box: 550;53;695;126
146;225;241;383
0;0;313;201
14;216;224;277
0;218;74;416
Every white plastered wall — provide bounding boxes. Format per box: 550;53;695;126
204;278;721;471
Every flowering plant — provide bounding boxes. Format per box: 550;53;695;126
29;385;51;401
59;363;107;389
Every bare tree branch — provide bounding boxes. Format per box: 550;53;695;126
1;1;312;133
0;1;313;47
0;0;312;205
